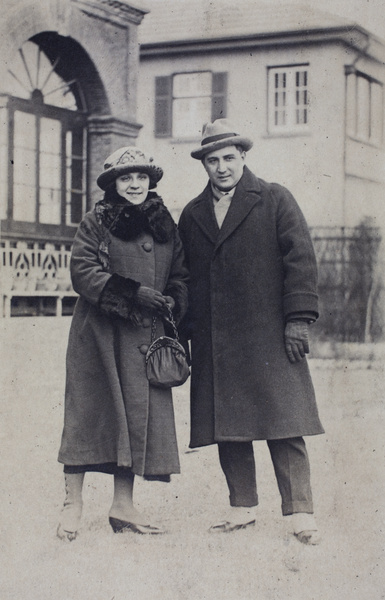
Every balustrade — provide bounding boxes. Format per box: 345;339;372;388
0;240;77;317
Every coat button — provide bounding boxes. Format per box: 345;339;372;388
142;318;151;328
139;344;149;354
142;242;152;252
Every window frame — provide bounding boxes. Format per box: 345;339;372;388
3;95;87;238
267;64;310;136
345;67;384;147
154;71;227;139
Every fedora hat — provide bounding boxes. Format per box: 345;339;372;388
97;146;163;190
191;119;253;160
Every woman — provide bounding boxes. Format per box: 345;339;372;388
57;147;188;540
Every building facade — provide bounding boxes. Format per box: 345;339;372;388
1;0;384;341
136;0;385;342
0;0;146;316
137;1;385;228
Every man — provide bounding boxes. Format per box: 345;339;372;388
178;119;324;544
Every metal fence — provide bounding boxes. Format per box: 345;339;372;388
310;223;383;343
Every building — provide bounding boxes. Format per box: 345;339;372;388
1;0;384;341
0;0;147;317
137;0;385;227
136;0;385;342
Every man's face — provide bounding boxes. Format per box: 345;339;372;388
203;145;246;191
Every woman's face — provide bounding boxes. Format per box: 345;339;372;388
115;172;150;204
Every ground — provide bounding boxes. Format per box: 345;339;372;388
1;317;384;600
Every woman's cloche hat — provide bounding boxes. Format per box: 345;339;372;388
191;118;253;160
97;146;163;190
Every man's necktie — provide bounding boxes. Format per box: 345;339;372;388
214;193;231;228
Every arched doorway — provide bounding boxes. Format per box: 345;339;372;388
0;34;108;316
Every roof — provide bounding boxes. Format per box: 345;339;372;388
138;0;357;45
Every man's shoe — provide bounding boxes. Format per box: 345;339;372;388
209;519;255;533
292;513;321;545
295;529;321;545
209;507;256;533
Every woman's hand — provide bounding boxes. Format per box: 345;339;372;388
136;286;167;310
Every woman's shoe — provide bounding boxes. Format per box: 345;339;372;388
57;501;83;541
57;473;84;542
109;516;165;535
57;523;79;542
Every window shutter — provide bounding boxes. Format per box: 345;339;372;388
211;72;227;120
155;76;172;137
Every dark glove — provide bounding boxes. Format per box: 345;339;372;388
136;286;167;310
284;320;310;363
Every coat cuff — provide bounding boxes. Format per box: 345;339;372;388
99;273;141;319
283;292;319;320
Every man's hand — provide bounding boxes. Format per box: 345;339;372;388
284;321;310;363
136;286;167;310
163;295;175;310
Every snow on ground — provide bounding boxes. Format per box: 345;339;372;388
1;317;384;600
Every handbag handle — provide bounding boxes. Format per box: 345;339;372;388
151;305;179;342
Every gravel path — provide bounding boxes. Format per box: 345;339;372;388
1;317;384;600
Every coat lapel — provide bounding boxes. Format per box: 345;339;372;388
189;183;219;244
215;167;262;250
189;168;263;248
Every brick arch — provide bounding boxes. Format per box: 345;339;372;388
31;31;110;115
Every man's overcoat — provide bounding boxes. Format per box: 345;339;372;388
178;166;324;448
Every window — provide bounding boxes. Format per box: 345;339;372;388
3;41;87;230
155;72;227;138
268;65;309;134
346;68;383;146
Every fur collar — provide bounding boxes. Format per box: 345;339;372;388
95;191;175;243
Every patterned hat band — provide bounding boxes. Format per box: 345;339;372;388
97;146;163;190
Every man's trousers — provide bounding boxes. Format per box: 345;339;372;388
217;437;313;515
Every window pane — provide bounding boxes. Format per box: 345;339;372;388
346;73;357;137
39;188;61;224
6;41;78;110
173;97;211;137
370;82;383;144
275;72;286;89
14;149;36;185
269;67;309;132
0;108;7;218
65;129;86;225
295;70;308;125
40;117;61;153
173;72;211;98
14;111;36;150
357;76;370;139
274;88;286;126
13;183;36;221
39;117;61;224
13;111;36;221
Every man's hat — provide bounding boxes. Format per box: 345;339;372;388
191;119;253;160
97;146;163;190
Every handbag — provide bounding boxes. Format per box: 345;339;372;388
145;306;190;389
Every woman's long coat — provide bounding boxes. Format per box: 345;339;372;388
58;196;188;476
178;166;324;448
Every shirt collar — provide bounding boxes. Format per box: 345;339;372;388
211;183;237;202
